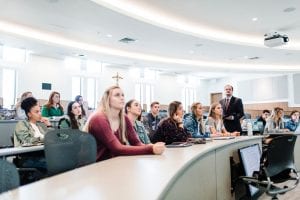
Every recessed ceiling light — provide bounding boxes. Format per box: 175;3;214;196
106;34;112;38
195;43;203;47
248;56;260;60
252;17;258;21
283;7;296;12
73;53;86;57
189;50;194;54
119;37;136;43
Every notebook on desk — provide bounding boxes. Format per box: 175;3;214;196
213;136;235;140
21;142;44;147
166;142;193;148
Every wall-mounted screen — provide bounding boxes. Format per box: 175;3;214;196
42;83;52;90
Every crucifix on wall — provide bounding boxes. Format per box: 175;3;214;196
112;72;123;86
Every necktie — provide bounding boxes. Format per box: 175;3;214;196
225;98;230;110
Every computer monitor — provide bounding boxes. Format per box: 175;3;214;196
238;143;261;197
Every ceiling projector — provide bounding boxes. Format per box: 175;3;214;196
264;32;289;47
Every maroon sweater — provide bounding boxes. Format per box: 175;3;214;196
89;113;153;161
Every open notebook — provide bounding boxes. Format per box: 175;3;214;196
213;136;235;140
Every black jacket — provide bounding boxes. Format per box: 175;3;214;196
220;96;244;132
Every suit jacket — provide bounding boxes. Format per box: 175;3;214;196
219;96;244;132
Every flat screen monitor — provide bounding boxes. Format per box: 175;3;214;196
238;143;261;197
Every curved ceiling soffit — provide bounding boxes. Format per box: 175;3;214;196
91;0;300;50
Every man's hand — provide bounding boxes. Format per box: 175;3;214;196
224;115;234;120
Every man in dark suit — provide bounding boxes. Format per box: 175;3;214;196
219;84;244;133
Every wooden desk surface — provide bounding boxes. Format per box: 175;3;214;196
0;136;262;200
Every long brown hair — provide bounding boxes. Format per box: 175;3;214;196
168;101;182;123
208;102;222;120
45;91;63;112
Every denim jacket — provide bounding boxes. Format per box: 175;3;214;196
183;113;206;138
285;119;299;132
134;120;151;144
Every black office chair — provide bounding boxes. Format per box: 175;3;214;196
44;129;97;176
0;159;20;193
57;117;71;129
240;135;299;200
11;135;46;185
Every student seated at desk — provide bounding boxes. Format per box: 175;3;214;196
59;101;86;130
263;107;290;144
264;107;289;134
152;101;190;144
15;91;33;120
14;97;52;170
206;102;240;137
85;86;165;161
285;110;299;132
41;91;64;117
256;109;270;130
183;102;208;138
74;95;87;118
125;99;151;144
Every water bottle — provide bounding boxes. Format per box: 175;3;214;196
247;121;253;136
205;125;211;138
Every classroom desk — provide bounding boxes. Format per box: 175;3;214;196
0;145;44;159
0;136;262;200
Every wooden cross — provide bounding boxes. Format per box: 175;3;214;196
112;72;123;86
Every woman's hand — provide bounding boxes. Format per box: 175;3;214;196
173;114;183;127
152;142;165;155
230;131;240;136
40;117;52;127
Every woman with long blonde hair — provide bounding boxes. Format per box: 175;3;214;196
86;86;165;161
183;102;207;138
264;107;289;133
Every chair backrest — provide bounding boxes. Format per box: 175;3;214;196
263;135;297;179
0;160;20;193
44;129;97;176
57;117;71;129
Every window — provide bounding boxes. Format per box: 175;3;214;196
3;46;26;63
64;57;81;71
71;77;82;99
86;60;101;74
87;78;97;109
2;68;16;109
182;87;196;112
135;82;154;111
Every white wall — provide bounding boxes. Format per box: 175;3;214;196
1;53;298;109
1;54;206;108
205;74;291;105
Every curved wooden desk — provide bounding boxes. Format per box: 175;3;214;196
0;136;262;200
